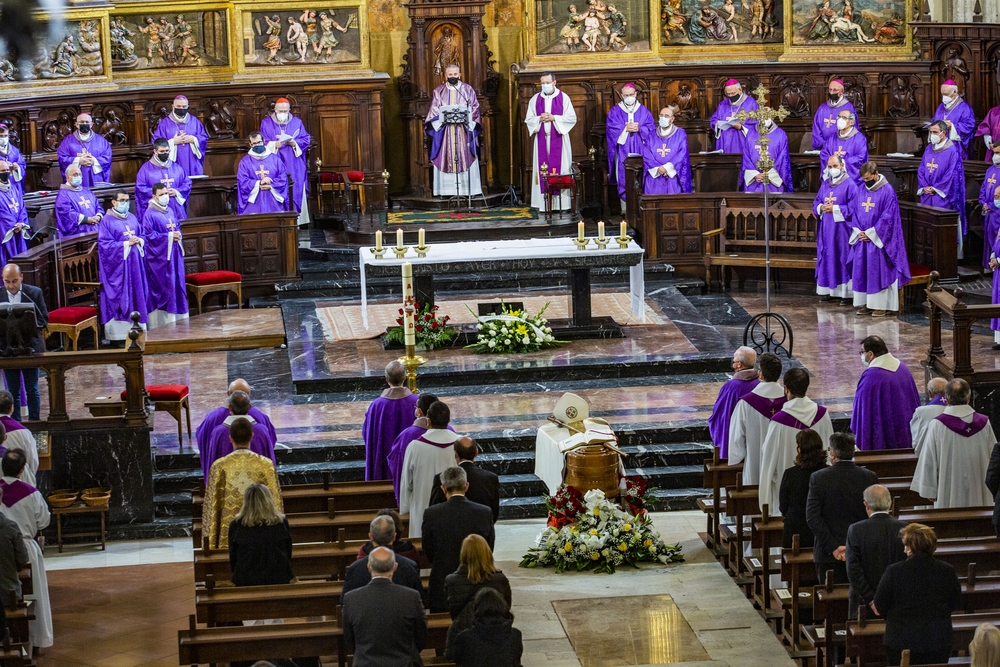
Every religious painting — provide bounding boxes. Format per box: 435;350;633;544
368;0;405;32
108;9;231;72
661;0;783;46
240;7;362;66
785;0;911;58
526;0;661;66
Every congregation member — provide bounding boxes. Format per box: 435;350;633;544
422;466;495;613
57;113;112;187
0;125;25;195
445;588;523;667
919;120;967;258
0;479;28;601
806;432;877;584
152;95;209;178
424;65;483;199
0;161;29;266
98;190;149;341
429;436;500;523
979;145;1000;269
134;139;191;222
54;165;101;238
445;534;511;621
759;368;834;515
388;392;446;501
742;111;792;193
910;377;948;452
852;335;920;450
820;109;868;184
0;391;38;485
0;450;51;653
727;352;785;485
845;484;906;620
850;162;910;317
237;132;288;215
777;429;827;548
873;523;961;666
203;417;282;550
354;509;419;563
606;83;655;212
143;182;189;328
969;624;1000;665
196;378;277;453
710;79;757;154
932;80;975;156
814;153;857;302
524;72;577;212
399;401;461;538
707;346;758;459
989;440;1000;537
342;514;422;598
261;98;312;221
201;390;277;481
362;360;419;481
642;105;692;195
811;78;856;150
911;378;996;508
2;264;47;421
227;484;293;587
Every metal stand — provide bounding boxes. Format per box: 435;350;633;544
440;106;487;212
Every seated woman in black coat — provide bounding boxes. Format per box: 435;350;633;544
873;523;961;666
446;588;523;667
354;508;419;563
445;534;512;621
228;483;295;587
778;429;827;548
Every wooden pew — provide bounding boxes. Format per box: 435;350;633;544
892;506;996;540
777;535;818;655
746;504;785;629
723;475;758;583
191;478;397;519
701;450;743;559
193;507;402;547
848;610;1000;666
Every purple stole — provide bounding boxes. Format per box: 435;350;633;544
928;395;947;407
0;479;36;507
536;93;565;194
416;434;454;448
934;412;989;437
771;406;828;431
0;415;26;433
741;393;788;419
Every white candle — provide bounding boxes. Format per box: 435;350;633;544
598;221;605;239
402;262;415;346
396;228;404;249
375;230;383;250
418;228;425;248
620;221;627;238
578;221;585;241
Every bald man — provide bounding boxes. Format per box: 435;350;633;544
195;379;277;453
707;346;759;458
54;164;102;238
2;264;47;421
931;80;975;157
56;113;112;187
151;96;209;178
812;78;856;150
428;436;500;523
362;361;419;481
260;98;311;223
910;378;948;454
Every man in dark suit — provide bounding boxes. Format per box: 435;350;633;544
2;263;48;422
987;441;1000;538
342;547;427;667
422;465;495;613
342;514;423;600
429;436;500;523
845;484;907;619
806;431;878;583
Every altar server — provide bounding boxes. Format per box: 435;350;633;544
424;65;482;199
135;139;190;223
851;335;920;451
812;79;856;150
710;79;757;154
707;346;758;459
815;153;857;301
727;353;785;485
742;111;792;193
54;165;102;238
196;379;277;454
980;146;1000;270
0;124;26;195
56;113;112;187
525;72;577;212
919;120;967;258
910;378;948;455
849;162;910;317
0;450;51;653
152;96;209;178
97;190;148;341
911;379;996;508
0;392;38;487
642;106;692;195
362;361;419;481
143;182;189;328
606;83;655;212
261;98;313;222
932;80;975;156
201;390;276;481
759;368;834;516
237;132;288;215
820;108;868;185
0;161;29;266
398;401;461;538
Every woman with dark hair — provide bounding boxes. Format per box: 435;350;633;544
354;508;419;563
778;429;828;548
228;484;294;587
445;588;523;667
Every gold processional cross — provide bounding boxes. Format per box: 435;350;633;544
733;84;791;177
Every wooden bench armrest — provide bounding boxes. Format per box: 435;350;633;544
702;228;726;238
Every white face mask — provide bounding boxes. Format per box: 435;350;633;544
764;119;773;129
836;118;848;131
156;194;170;206
659;117;671;129
942;95;954;106
276;112;290;123
992;154;1000;166
541;83;554;95
828;167;842;180
929;132;943;145
860;352;870;367
0;138;7;148
622;96;636;106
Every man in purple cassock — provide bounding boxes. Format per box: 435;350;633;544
932;80;975;157
56;113;112;188
196;379;276;453
710;79;758;154
814;153;857;301
98;190;149;341
820;108;868;185
424;64;482;199
642;106;692;195
0;124;27;195
742;115;792;193
852;335;920;451
143;182;189;329
151;96;209;178
975;102;1000;162
811;78;856;150
606;83;655;212
135;139;191;223
362;361;419;481
261;98;312;223
979;146;1000;269
849;162;910;317
237;133;288;215
919;120;967;258
0;161;29;267
54;165;102;238
707;346;759;458
200;390;277;480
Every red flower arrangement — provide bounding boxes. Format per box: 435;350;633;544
620;476;654;517
387;302;455;348
545;485;586;528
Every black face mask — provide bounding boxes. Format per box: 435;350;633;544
155;152;170;162
447;77;459;86
829;92;840;102
864;178;877;190
0;173;9;183
78;124;91;134
174;108;188;117
728;94;741;103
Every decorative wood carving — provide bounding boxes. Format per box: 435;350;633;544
0;113;26;148
884;74;920;118
40;108;79;152
775;76;811;118
203;98;240;140
93;103;131;147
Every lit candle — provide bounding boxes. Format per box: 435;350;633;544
396;228;404;249
402;262;415;346
620;221;627;238
375;230;383;250
578;221;585;241
418;228;425;248
598;221;605;239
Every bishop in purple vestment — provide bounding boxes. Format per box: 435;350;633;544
814;155;857;299
237;133;288;215
742;119;793;193
425;66;483;198
819;110;868;185
362;362;420;481
975;104;1000;161
56;114;112;187
710;79;758;154
919;121;967;257
932;81;975;157
98;191;149;340
54;165;102;238
143;184;189;329
852;336;920;450
200;392;277;480
811;79;857;149
135;140;191;223
0;124;27;195
850;163;910;315
0;163;29;267
196;380;277;453
261;99;313;218
151;96;209;178
978;147;1000;268
606;84;656;208
642;107;692;195
707;347;759;458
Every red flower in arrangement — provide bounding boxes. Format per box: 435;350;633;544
398;308;403;315
620;476;651;516
396;318;403;325
415;324;423;332
442;315;451;323
414;302;421;310
545;485;586;527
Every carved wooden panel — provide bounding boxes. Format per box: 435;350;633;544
318;113;355;170
0;113;27;148
775;76;811;119
883;74;921;119
92;103;131;147
201;98;240;140
662;80;701;121
40;107;80;152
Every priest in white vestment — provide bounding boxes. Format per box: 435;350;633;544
910;377;948;456
0;390;38;487
727;353;786;485
525;73;578;211
0;450;51;653
759;369;834;516
910;379;996;508
399;402;461;538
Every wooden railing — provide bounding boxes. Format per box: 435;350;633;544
926;272;1000;383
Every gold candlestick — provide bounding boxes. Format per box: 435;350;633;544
398;346;427;394
594;220;609;249
393;246;409;258
370;246;386;259
414;244;430;258
615;233;633;249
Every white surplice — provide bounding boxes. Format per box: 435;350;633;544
524;89;578;211
910;405;996;508
758;398;834;517
399;429;461;538
910;402;947;456
727;382;785;486
1;429;38;487
0;476;52;649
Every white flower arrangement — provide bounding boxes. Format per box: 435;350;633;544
466;302;564;354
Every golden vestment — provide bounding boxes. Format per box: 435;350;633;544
203;449;283;549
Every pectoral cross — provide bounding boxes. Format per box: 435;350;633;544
657;144;670;157
926;158;939;174
160;175;174;188
989;175;997;189
78;197;92;209
166;221;177;232
862;196;876;213
824;116;836;128
824;192;837;206
733;84;791;175
77;149;89;158
255;165;269;180
834;145;847;160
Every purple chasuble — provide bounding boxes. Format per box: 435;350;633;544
933;99;975;157
55;185;100;238
812;99;857;149
814;177;858;291
642;126;693;195
918;141;967;234
196;406;277;452
0;144;27;195
980;165;1000;268
772;405;828;431
708;373;760;458
135;160;191;223
820;129;869;185
143;205;189;318
424;83;481;177
97;210;149;325
606;102;656;200
56;132;112;187
0;479;36;507
741;392;788;419
535;92;565;195
236;153;288;215
362;392;419;481
935;412;990;437
849;180;910;294
928;394;948;407
991;231;1000;332
151;114;209;178
742;126;792;193
0;186;28;266
850;363;920;450
975;106;1000;162
260;115;312;213
710;94;759;154
201;422;276;480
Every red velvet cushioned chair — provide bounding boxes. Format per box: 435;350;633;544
121;384;191;448
317;170;365;217
899;262;932;310
185;271;242;314
542;173;578;219
45;306;99;351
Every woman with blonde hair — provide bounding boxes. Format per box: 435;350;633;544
445;534;512;621
970;623;1000;667
228;484;294;587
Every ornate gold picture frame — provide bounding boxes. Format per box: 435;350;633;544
526;0;663;67
781;0;912;61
